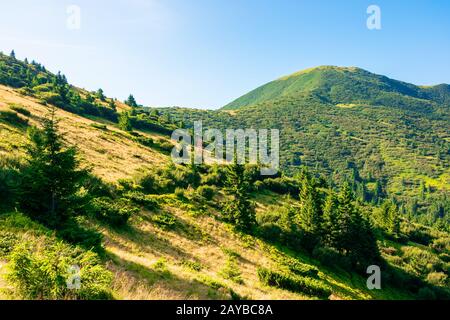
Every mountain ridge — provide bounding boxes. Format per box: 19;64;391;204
223;66;450;110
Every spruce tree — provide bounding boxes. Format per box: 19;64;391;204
222;153;256;231
20;106;87;227
297;177;321;235
377;200;400;237
125;94;138;108
336;182;380;269
321;191;339;247
97;88;105;101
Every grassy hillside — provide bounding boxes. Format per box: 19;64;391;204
0;54;449;300
223;66;450;111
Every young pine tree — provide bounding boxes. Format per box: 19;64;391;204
222;153;256;231
297;176;322;235
321;190;340;248
125;94;138;108
336;183;380;269
381;200;401;238
20;106;87;227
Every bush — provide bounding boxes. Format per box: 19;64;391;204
402;246;442;277
426;272;448;287
201;165;227;187
151;212;176;230
0;110;28;126
312;246;351;270
7;241;113;300
181;260;202;272
0;231;18;257
89;197;138;226
196;185;215;201
282;257;319;278
430;238;450;254
257;267;331;299
219;257;244;284
9;104;31;116
174;187;186;199
256;177;299;197
122;191;159;210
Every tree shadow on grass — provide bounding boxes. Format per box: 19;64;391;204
107;251;231;300
102;219;199;263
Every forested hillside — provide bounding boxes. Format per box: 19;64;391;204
0;53;449;300
156;66;450;231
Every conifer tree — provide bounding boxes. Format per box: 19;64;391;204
297;177;321;235
97;88;105;101
321;191;339;247
20;106;87;227
336;182;380;268
125;94;138;108
222;152;256;231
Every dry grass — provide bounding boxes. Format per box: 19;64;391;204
0;85;168;181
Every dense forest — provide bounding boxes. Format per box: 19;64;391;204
0;53;449;300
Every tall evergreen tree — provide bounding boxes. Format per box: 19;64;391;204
297;175;322;237
321;191;340;247
378;200;401;237
222;153;256;231
336;182;380;269
96;88;105;101
20;106;87;227
125;94;138;108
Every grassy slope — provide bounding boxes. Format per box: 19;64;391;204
0;85;416;300
0;85;168;181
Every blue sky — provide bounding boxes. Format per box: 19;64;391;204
1;0;449;109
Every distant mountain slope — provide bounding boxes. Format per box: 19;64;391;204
160;67;450;219
223;66;450;111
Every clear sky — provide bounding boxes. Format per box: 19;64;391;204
1;0;449;109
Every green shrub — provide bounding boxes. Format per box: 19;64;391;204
7;241;113;300
89;197;138;226
122;191;159;210
312;246;351;270
219;257;244;284
153;258;168;272
430;238;450;254
0;110;28;126
277;255;319;278
174;187;186;199
0;231;18;257
426;272;448;287
196;185;215;201
90;123;107;130
9;104;31;116
402;246;442;277
221;247;241;259
257;267;331;299
151;212;176;230
181;260;202;272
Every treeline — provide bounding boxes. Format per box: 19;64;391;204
0;51;179;136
